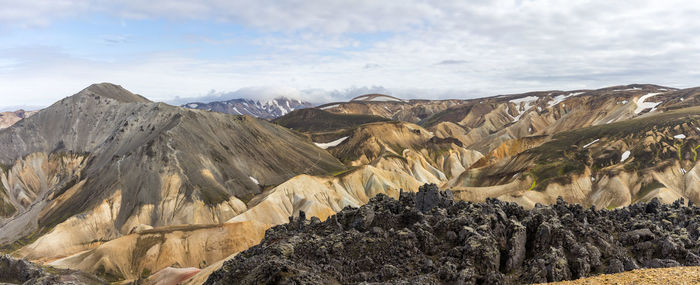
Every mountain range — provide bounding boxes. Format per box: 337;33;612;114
0;82;698;284
181;97;313;119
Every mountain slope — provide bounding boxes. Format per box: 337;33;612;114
317;96;465;123
0;83;345;266
76;82;150;103
273;108;390;133
449;105;700;208
351;93;405;102
420;84;678;153
182;97;313;119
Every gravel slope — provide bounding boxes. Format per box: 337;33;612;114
549;266;700;284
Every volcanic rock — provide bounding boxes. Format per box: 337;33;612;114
0;254;104;284
205;184;700;284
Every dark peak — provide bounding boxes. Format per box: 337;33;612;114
273;108;390;132
623;83;677;90
77;83;151;103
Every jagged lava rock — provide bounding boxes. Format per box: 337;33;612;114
205;184;700;284
0;254;105;284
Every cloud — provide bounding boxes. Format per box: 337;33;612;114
169;86;306;105
0;0;91;27
1;1;700;109
168;85;394;105
102;34;130;45
435;60;468;65
105;1;438;34
0;0;437;34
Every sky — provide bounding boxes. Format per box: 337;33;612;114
1;0;700;109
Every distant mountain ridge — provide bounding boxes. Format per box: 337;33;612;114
181;97;313;119
0;109;38;129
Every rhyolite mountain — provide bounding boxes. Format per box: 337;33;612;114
0;83;344;280
280;84;699;210
317;94;465;123
181;97;313;119
0;82;698;284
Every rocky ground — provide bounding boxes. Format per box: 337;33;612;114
0;254;105;284
205;184;700;284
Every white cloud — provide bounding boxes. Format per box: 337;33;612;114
0;0;437;33
0;0;91;27
1;1;700;109
168;85;393;105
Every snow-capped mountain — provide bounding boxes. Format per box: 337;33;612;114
181;97;313;119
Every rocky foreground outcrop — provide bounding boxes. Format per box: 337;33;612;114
0;254;105;284
206;184;700;284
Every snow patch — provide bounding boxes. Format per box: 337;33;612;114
320;104;339;110
547;92;583;108
620;151;631;162
353;95;404;102
583;139;600;148
674;134;686;139
314;136;349;149
511;112;526;122
249;176;259;185
187;103;198;108
633;93;663;114
613;87;641;92
509;96;538;121
368;97;401;102
510;96;539;105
